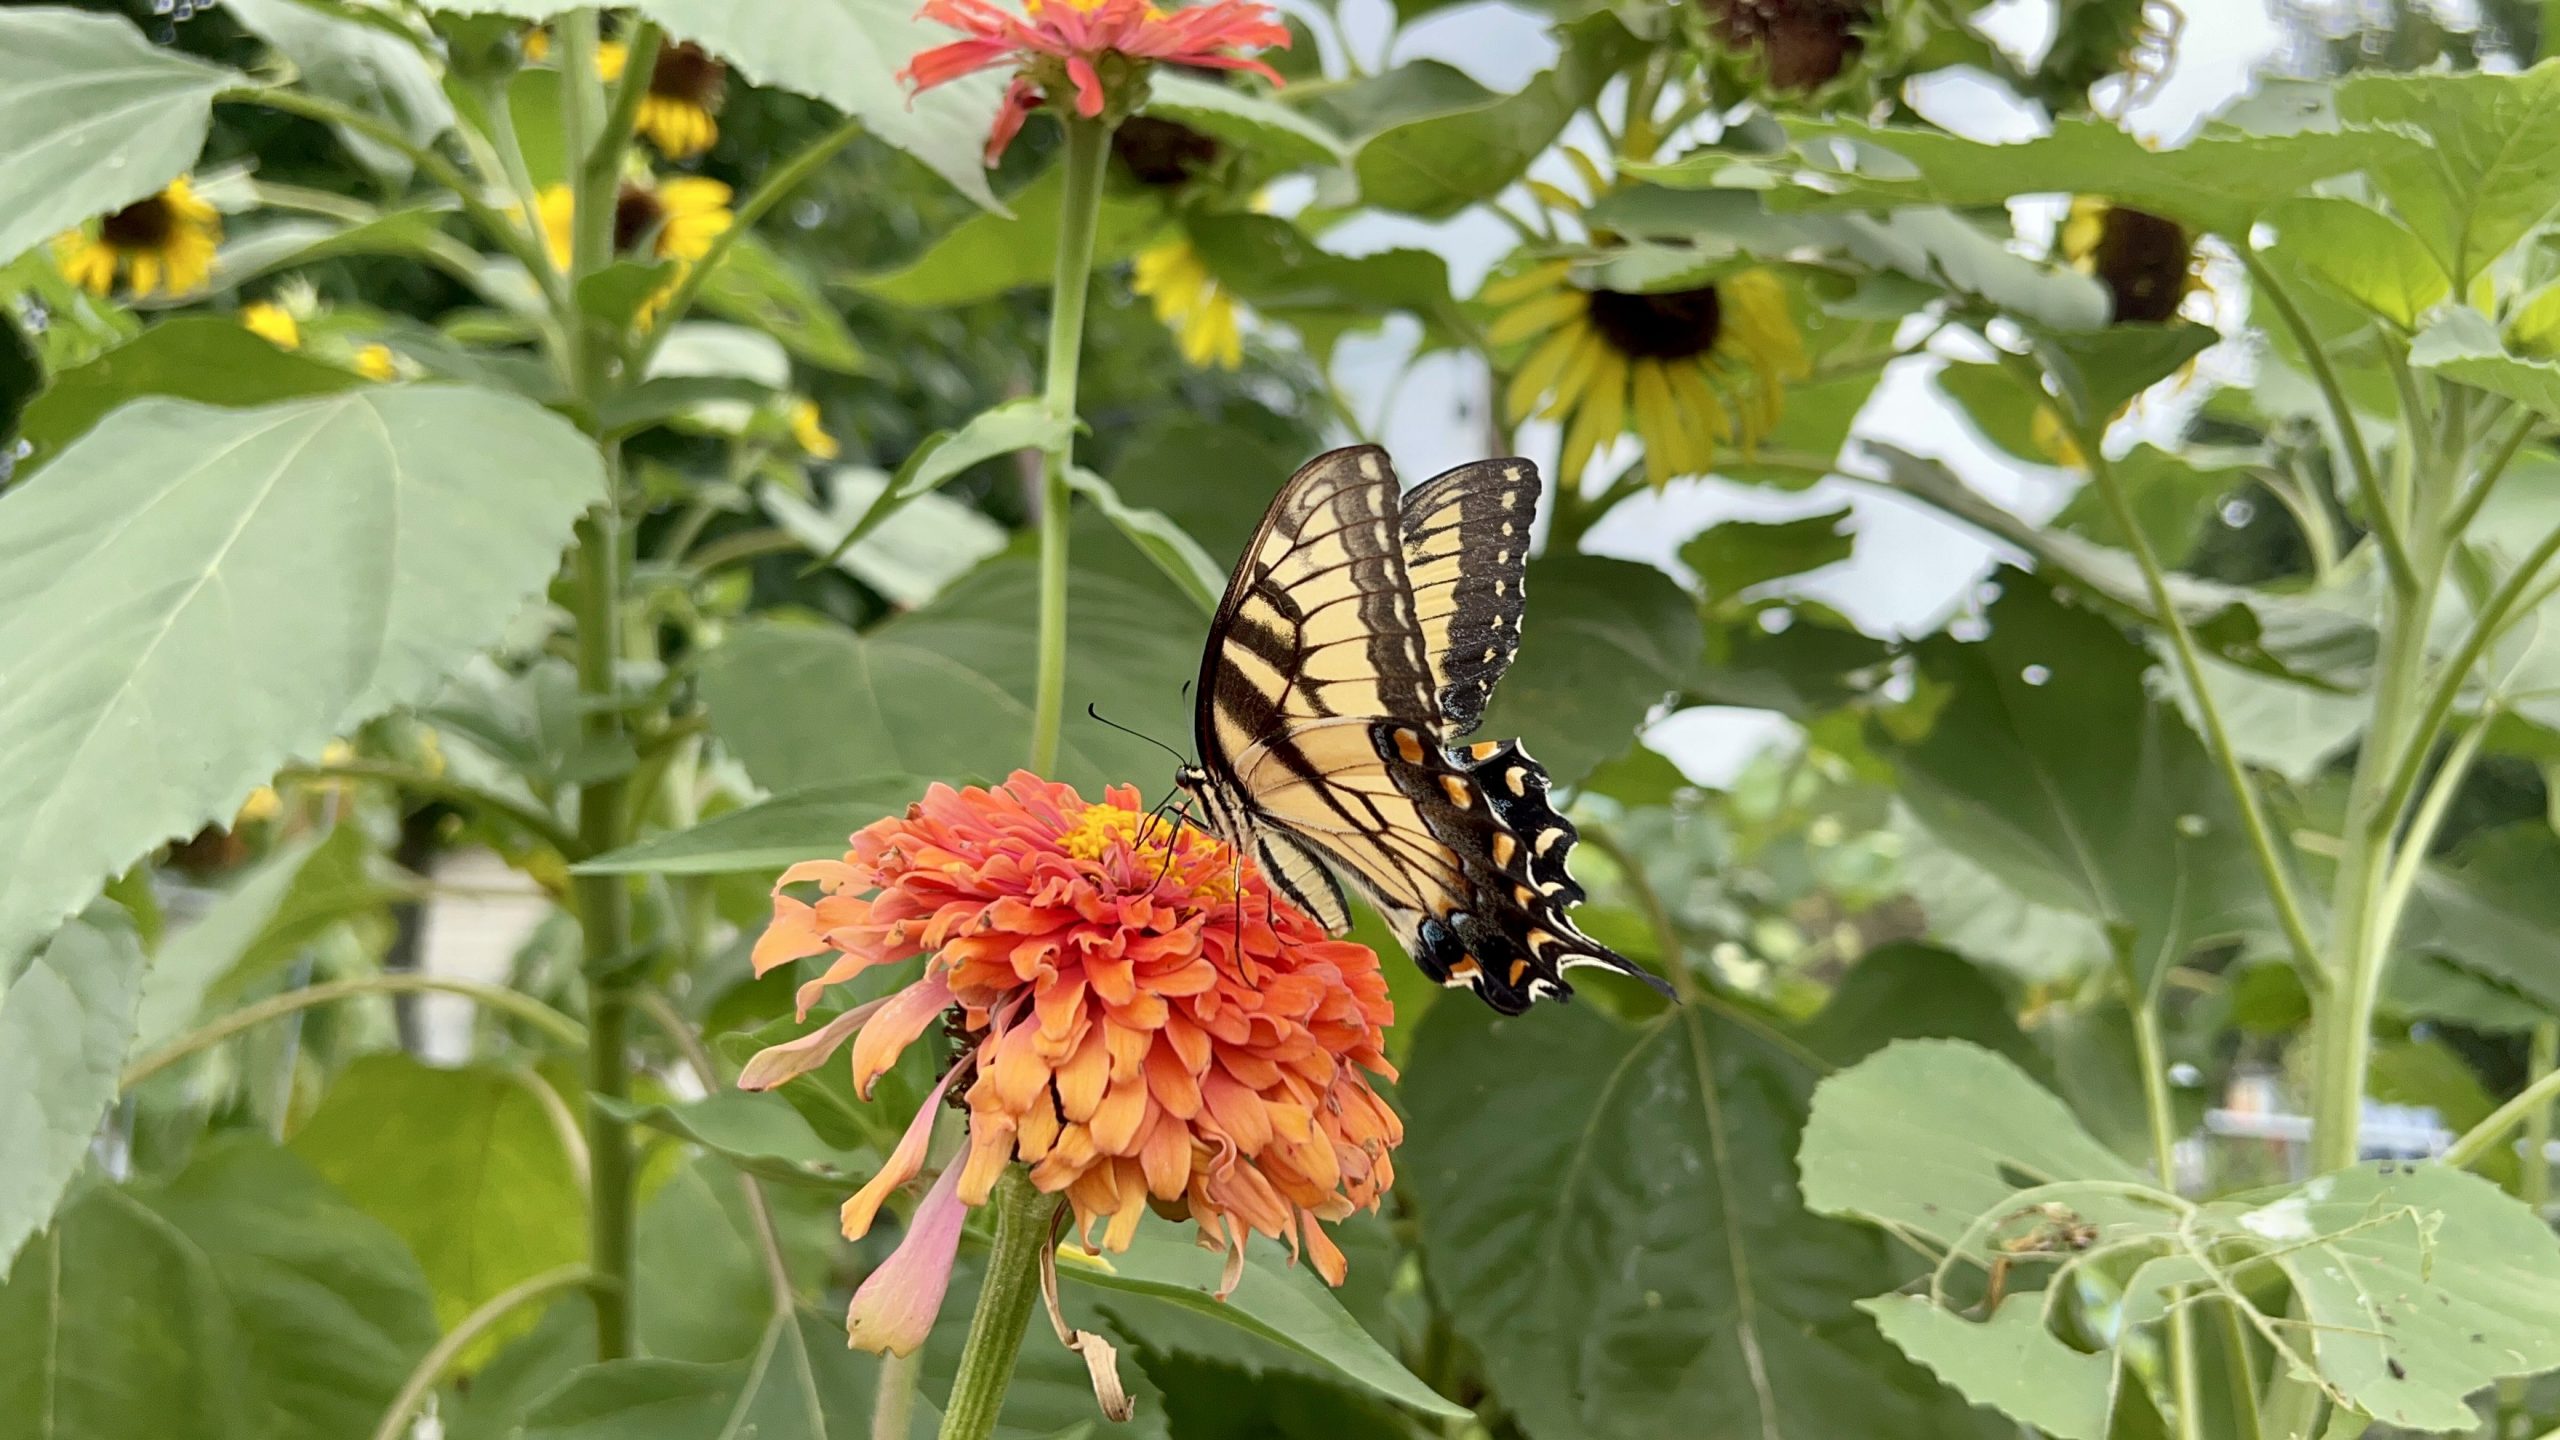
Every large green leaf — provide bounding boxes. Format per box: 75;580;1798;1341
1880;576;2269;995
580;778;928;875
1768;115;2413;238
0;9;243;272
0;1135;437;1440
2262;196;2449;330
1329;14;1641;220
2397;823;2560;1012
702;543;1198;798
1403;1001;1997;1440
859;162;1162;306
1058;1222;1467;1418
0;907;144;1276
222;0;453;186
2412;306;2560;423
289;1055;586;1356
1859;1297;2115;1440
696;234;866;375
15;316;368;471
1145;73;1349;170
524;1310;889;1440
763;471;1007;608
2338;63;2560;288
1680;508;1854;609
623;0;1002;209
1477;555;1703;788
0;386;602;971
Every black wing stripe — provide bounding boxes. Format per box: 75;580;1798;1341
1399;459;1539;740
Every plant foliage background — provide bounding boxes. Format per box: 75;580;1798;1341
11;0;2560;1436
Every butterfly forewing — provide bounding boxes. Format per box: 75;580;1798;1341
1399;460;1538;739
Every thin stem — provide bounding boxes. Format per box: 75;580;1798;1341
2245;250;2410;594
2446;1025;2560;1171
2445;407;2537;539
875;1352;924;1440
595;23;662;180
1027;116;1112;775
558;13;610;286
2218;1299;2266;1440
937;1167;1053;1440
2133;998;2202;1440
367;1264;593;1440
230;85;562;308
632;115;868;373
2527;1021;2559;1211
277;761;578;857
2371;716;2486;954
122;975;587;1088
2374;523;2560;832
2072;418;2326;990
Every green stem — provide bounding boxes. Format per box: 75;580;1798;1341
1027;116;1112;775
2133;998;2202;1440
2444;407;2535;539
2245;251;2410;594
122;975;586;1088
2372;522;2560;829
937;1168;1053;1440
2527;1021;2558;1209
2073;412;2326;991
2218;1299;2266;1440
874;1352;924;1440
572;499;638;1360
368;1265;593;1440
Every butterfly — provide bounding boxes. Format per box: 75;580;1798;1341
1171;444;1673;1014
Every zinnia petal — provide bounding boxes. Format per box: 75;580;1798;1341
845;1163;967;1356
736;997;889;1090
851;974;957;1100
842;1063;960;1239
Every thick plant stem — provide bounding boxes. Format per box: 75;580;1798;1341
572;499;638;1360
2133;999;2202;1440
1027;116;1112;775
938;1168;1053;1440
874;1351;923;1440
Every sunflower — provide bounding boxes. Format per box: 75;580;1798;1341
1132;236;1244;369
535;174;733;274
53;178;221;299
634;42;727;159
789;399;842;459
1487;262;1807;489
353;344;400;381
1702;0;1873;92
1114;115;1224;188
2059;197;2200;325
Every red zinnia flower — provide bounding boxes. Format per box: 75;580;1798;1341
746;773;1403;1354
901;0;1291;164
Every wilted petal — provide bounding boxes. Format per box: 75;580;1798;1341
841;1064;960;1239
845;1163;968;1357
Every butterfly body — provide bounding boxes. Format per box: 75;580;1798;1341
1174;445;1672;1014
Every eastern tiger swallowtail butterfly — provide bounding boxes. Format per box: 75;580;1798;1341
1171;444;1674;1014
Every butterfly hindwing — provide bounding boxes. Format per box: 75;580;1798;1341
1399;459;1538;740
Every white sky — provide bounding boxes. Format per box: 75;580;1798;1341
1294;0;2290;783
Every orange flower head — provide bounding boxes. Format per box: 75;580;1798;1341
901;0;1290;165
746;772;1401;1347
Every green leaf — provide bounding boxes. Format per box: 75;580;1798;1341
1680;508;1854;608
1333;14;1642;220
0;386;602;970
2412;305;2560;422
130;823;406;1058
697;234;867;375
1797;945;2047;1079
2397;823;2560;1013
1476;555;1703;788
0;9;244;275
1404;1001;1998;1440
1058;1221;1467;1418
2051;443;2250;568
2029;322;2220;423
597;1092;874;1188
702;546;1198;798
1879;575;2269;996
14;316;370;471
2239;1162;2560;1429
0;1134;438;1440
1799;1038;2155;1257
0;906;144;1274
1183;213;1462;353
1065;465;1224;612
623;0;1003;210
763;471;1007;608
817;398;1073;564
2263;196;2449;329
1145;74;1349;170
222;0;454;186
290;1055;586;1359
2337;62;2560;288
579;778;927;875
1772;115;2414;238
525;1310;889;1440
1859;1296;2115;1440
860;161;1162;306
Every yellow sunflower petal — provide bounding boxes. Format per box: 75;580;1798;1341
2060;197;2108;270
1630;360;1688;489
1541;324;1610;423
1561;146;1610;203
1486;286;1590;347
127;251;162;298
1526;180;1584;216
53;234;115;295
1666;359;1734;456
1556;352;1629;488
536;184;577;270
1479;258;1574;307
1504;320;1590;426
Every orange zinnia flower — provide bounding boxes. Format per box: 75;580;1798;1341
746;773;1403;1353
901;0;1291;165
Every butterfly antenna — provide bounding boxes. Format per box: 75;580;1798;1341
1085;703;1190;766
1149;801;1193;892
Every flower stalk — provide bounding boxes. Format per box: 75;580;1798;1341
937;1168;1055;1440
1029;115;1113;775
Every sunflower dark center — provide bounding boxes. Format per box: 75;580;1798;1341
612;184;665;253
650;41;726;104
2090;206;2190;325
1702;0;1871;90
1113;116;1224;187
100;195;178;249
1586;286;1723;361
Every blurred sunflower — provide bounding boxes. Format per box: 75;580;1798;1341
239;300;300;350
1114;115;1224;188
1487;262;1807;488
353;344;400;381
746;774;1402;1354
53;178;220;298
2059;197;2200;325
1132;237;1244;369
633;42;727;158
789;399;841;459
533;175;732;320
1701;0;1873;91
